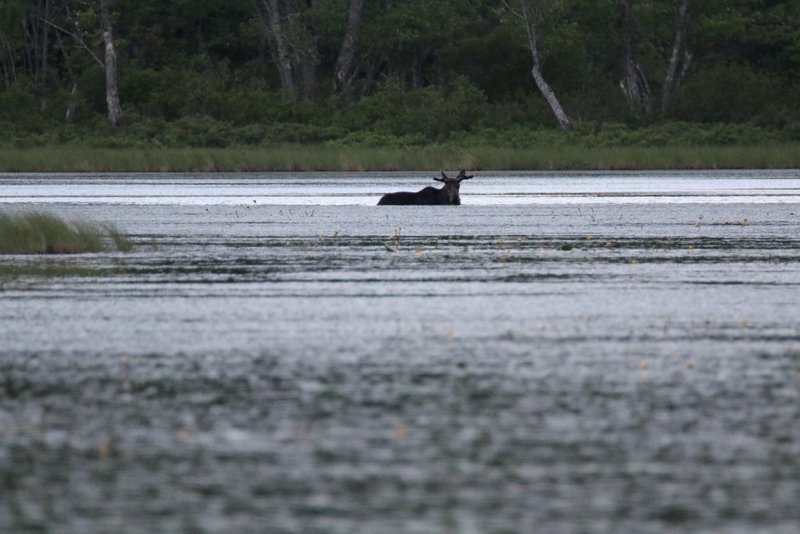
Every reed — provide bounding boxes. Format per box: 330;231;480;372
1;144;799;172
0;212;133;254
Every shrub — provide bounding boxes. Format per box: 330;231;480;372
0;78;40;125
670;65;788;124
261;123;345;144
343;76;488;141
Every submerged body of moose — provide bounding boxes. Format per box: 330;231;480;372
378;170;474;205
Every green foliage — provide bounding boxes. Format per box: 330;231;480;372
1;0;799;149
671;64;798;124
0;78;39;125
345;77;487;140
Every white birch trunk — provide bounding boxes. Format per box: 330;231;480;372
661;0;690;114
101;0;121;126
518;0;571;130
65;82;78;121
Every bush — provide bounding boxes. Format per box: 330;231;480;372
781;122;800;142
0;78;49;134
261;123;345;144
343;76;488;141
170;115;233;147
670;65;792;124
332;131;427;147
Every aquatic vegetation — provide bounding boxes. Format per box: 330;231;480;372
1;144;799;172
0;262;111;278
107;225;134;252
0;212;133;254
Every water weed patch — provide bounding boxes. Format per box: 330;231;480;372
0;212;132;254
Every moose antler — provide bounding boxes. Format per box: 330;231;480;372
457;169;474;181
433;171;449;183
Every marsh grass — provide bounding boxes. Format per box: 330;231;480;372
0;262;110;277
1;144;799;172
0;212;133;254
106;226;134;252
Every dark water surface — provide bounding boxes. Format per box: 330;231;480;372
1;171;799;533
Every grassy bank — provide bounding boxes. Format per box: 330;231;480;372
1;144;799;172
0;212;133;254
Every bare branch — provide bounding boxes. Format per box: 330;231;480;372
40;17;103;67
502;0;524;20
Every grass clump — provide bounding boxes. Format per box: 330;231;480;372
106;225;134;252
0;212;133;254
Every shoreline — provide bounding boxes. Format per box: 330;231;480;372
1;144;799;173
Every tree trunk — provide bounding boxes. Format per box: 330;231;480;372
257;20;268;76
661;0;690;114
332;0;364;95
53;27;79;120
255;0;296;100
0;28;18;86
619;0;652;115
100;0;121;126
21;9;36;76
677;50;692;87
253;0;320;101
65;82;78;121
296;60;317;100
358;56;383;98
295;0;319;101
40;0;49;111
518;0;571;130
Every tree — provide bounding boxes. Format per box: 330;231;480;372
331;0;364;95
100;0;121;125
3;0;800;135
0;0;52;107
253;0;296;100
38;0;123;124
252;0;319;101
661;0;691;114
355;0;481;93
506;0;572;129
619;0;652;115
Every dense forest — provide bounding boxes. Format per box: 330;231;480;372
1;0;799;148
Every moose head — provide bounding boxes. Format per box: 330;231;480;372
432;169;474;205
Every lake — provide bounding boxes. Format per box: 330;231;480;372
1;170;799;533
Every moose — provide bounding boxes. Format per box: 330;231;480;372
377;169;474;205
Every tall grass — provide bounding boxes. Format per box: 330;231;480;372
1;144;799;172
0;212;133;254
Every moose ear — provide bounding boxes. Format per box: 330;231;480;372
459;169;473;180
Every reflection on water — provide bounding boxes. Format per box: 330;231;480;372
1;171;799;533
2;169;800;205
